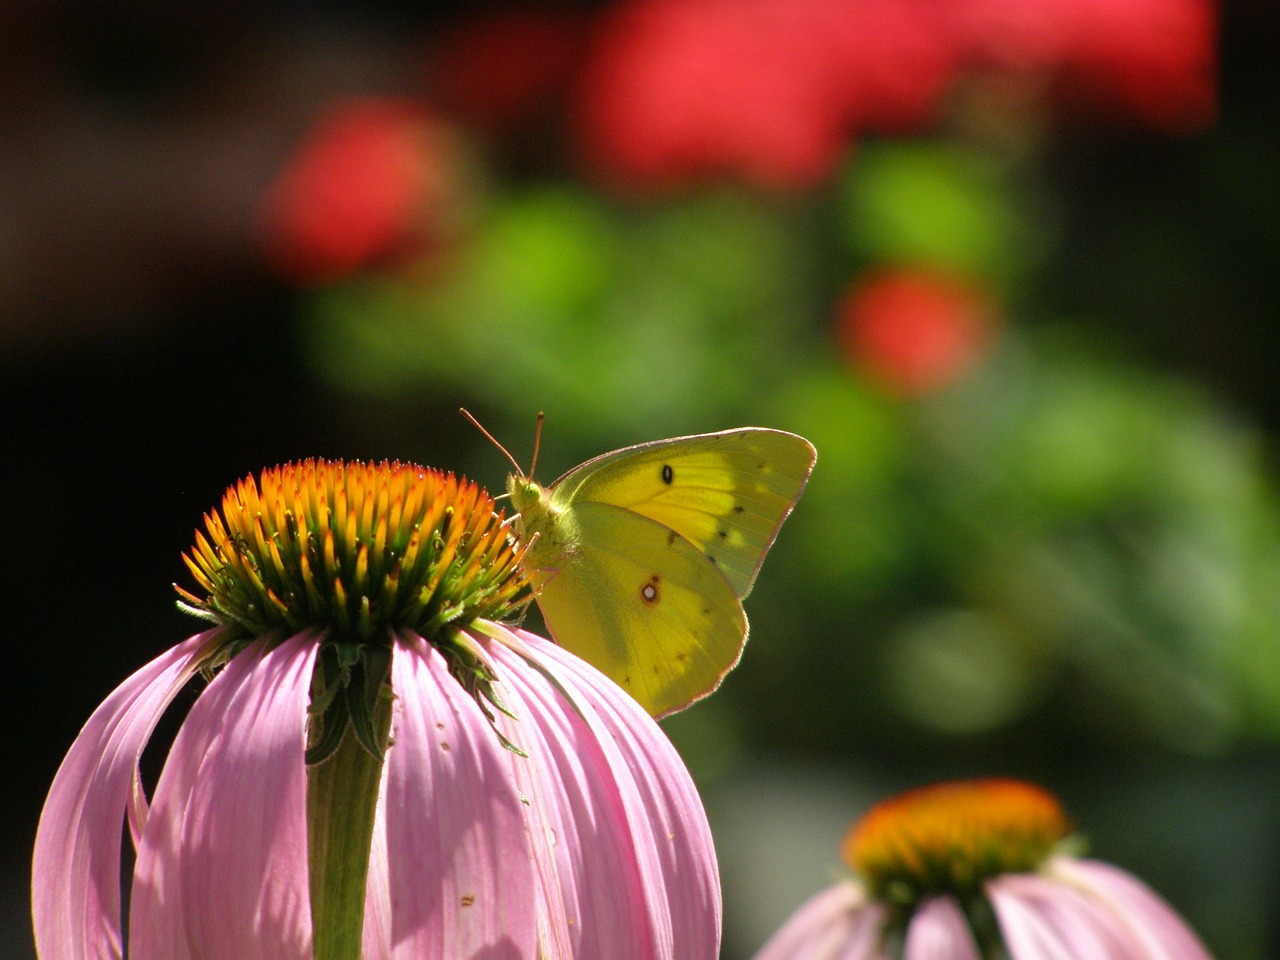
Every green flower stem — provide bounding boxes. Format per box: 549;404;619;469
307;688;393;960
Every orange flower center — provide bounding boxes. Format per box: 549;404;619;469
177;459;529;641
844;779;1069;902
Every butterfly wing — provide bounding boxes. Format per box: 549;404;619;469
549;428;815;598
532;500;747;717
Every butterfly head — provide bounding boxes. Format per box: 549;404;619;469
507;472;573;575
507;473;547;517
462;407;552;526
463;409;573;576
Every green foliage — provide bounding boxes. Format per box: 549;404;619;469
310;187;813;439
838;141;1051;285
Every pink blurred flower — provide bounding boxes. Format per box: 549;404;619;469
258;98;462;285
836;268;996;396
753;780;1215;960
33;461;720;960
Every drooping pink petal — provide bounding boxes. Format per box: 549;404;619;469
380;632;538;960
904;897;981;960
361;764;394;960
483;637;646;958
988;871;1129;960
129;632;319;960
487;627;721;960
985;877;1074;960
32;628;224;960
748;881;886;960
1046;858;1214;960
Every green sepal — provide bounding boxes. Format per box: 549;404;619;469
345;644;392;761
439;629;527;757
305;639;391;766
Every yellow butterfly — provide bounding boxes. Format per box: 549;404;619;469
470;413;816;717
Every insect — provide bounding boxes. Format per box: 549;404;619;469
467;411;815;718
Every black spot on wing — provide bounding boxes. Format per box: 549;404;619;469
661;464;674;484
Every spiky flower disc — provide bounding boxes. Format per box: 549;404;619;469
844;779;1070;905
177;459;529;642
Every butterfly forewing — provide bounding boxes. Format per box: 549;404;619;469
552;428;816;598
533;501;747;717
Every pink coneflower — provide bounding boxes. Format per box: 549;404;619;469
752;779;1214;960
33;460;720;959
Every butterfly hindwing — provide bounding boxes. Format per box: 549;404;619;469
549;428;816;598
532;500;746;718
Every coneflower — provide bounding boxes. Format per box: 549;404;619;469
33;459;720;960
752;779;1213;960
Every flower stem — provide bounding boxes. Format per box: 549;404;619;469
307;681;392;960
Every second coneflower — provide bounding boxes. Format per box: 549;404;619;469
33;459;720;960
752;779;1214;960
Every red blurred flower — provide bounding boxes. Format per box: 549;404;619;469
955;0;1216;130
574;0;1215;191
1055;0;1216;131
258;98;459;285
819;0;958;135
952;0;1074;72
576;0;857;190
428;9;586;134
837;268;996;395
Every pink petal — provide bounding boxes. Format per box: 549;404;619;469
986;876;1077;960
360;768;394;960
380;632;538;960
129;633;318;960
487;627;721;960
749;882;887;960
904;897;980;960
988;871;1130;960
1045;858;1214;960
32;629;223;960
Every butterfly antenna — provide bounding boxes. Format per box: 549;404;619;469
528;411;545;481
460;408;524;476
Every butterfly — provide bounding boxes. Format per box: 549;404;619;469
468;412;816;717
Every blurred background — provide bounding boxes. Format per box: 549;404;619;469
3;1;1276;957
